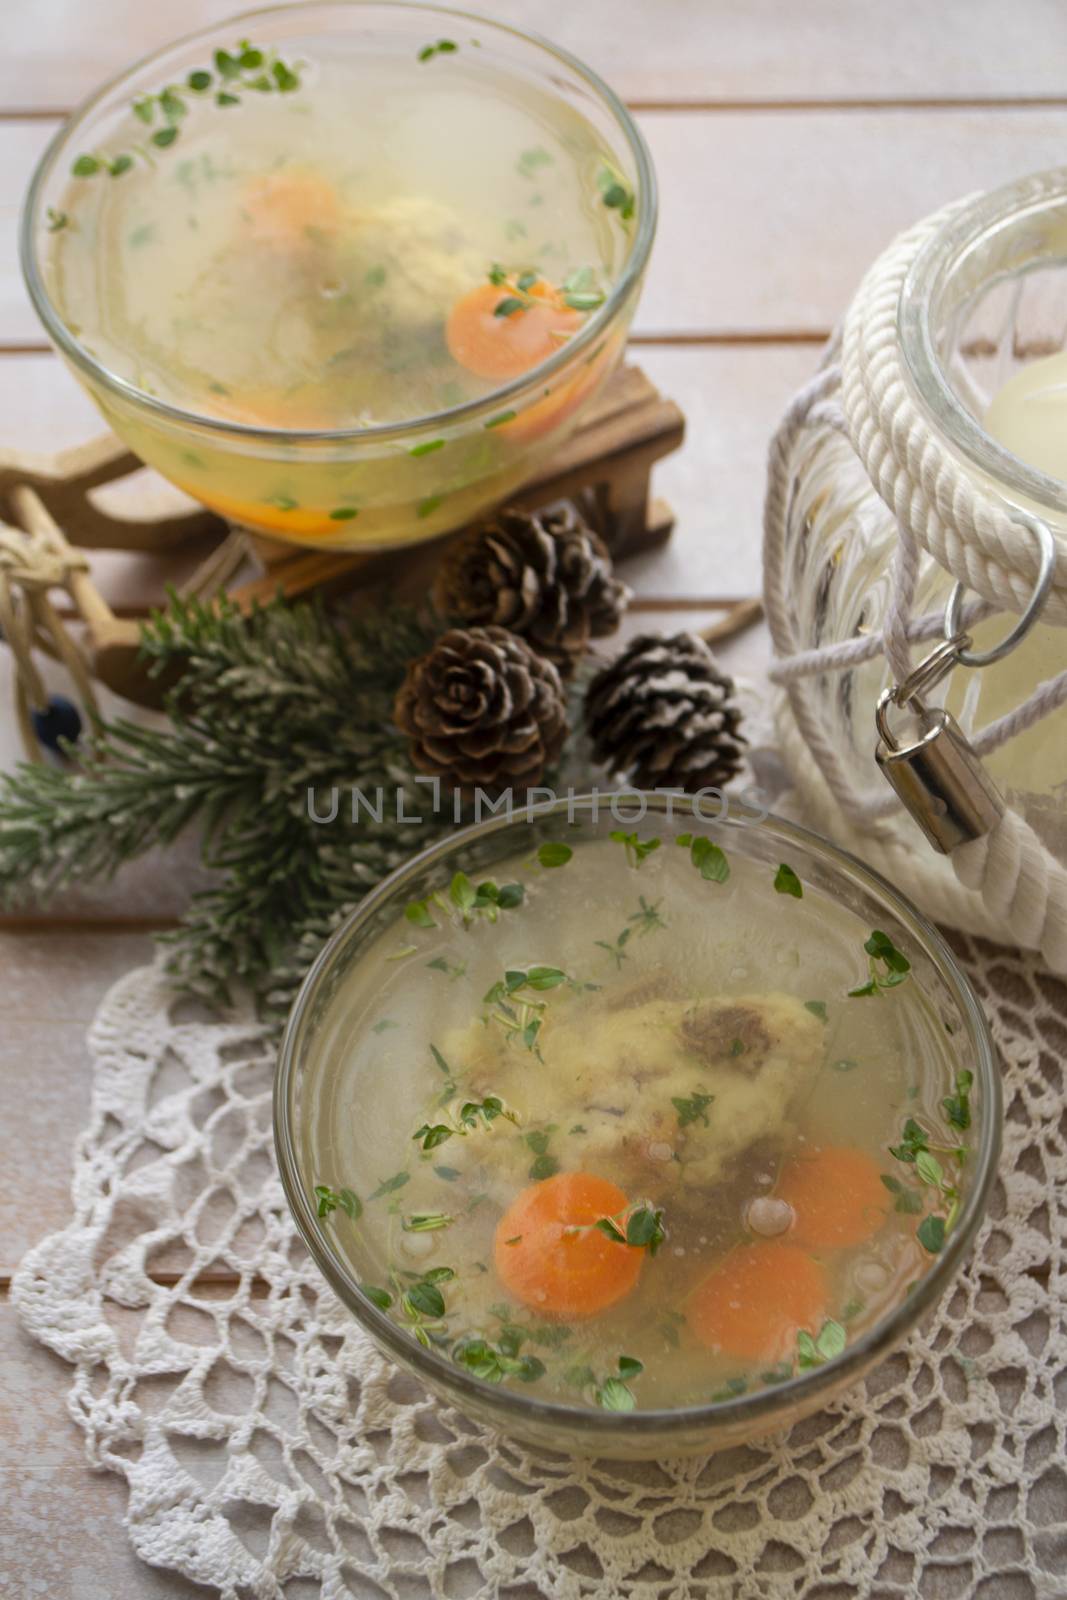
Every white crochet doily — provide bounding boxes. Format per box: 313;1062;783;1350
11;943;1067;1600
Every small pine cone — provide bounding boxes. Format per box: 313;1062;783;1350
394;625;568;793
433;502;630;674
585;632;747;791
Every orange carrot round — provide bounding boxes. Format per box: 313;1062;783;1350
243;168;340;246
446;279;582;382
688;1241;828;1362
493;1171;644;1319
775;1144;889;1250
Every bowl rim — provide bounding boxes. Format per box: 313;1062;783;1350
898;164;1067;520
20;0;657;447
274;794;1001;1439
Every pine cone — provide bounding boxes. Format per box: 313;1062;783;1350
433;503;629;674
394;625;568;793
585;632;747;790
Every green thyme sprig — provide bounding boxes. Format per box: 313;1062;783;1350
72;40;303;178
676;832;730;883
597;166;636;222
595;925;631;969
564;1201;666;1257
393;1265;456;1347
796;1319;846;1368
413;1094;516;1152
567;1355;645;1411
313;1184;361;1220
482;965;572;1055
886;1100;971;1253
405;871;524;930
628;895;667;934
485;262;606;318
609;830;661;868
848;930;911;997
453;1328;545;1385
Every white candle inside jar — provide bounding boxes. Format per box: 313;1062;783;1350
985;351;1067;482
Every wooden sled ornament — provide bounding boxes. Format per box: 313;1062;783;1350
0;364;686;748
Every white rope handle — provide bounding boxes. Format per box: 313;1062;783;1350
763;237;1067;970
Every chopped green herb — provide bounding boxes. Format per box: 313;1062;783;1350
404;1279;446;1319
426;956;467;980
528;1153;560;1181
711;1376;749;1401
672;1090;714;1130
517;146;554;178
402;1212;454;1232
372;1018;399;1034
804;1000;828;1022
942;1069;973;1131
609;830;661;868
849;929;912;998
597;166;636;221
433;1165;462;1182
314;1184;361;1221
484;409;517;429
45;208;69;232
622;901;663;943
881;1173;924;1215
368;1172;410;1201
516;269;538;291
151;127;180;149
72;154;101;177
417;495;443;518
774;863;804;898
594;1355;643;1410
493;295;527;318
917;1214;946;1254
362;1284;393;1310
595;926;632;969
417;38;458;61
796;1318;846;1368
537;841;573;868
409;438;446;457
676;833;730;883
453;1335;544;1385
329;506;359;521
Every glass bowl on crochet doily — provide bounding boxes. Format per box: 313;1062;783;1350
274;796;999;1459
771;167;1067;943
20;3;655;551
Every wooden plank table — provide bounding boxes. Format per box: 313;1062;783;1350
0;3;1062;1593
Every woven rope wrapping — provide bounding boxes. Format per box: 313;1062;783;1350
764;201;1067;972
10;954;1067;1598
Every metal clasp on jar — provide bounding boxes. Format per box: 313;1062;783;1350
875;636;1005;854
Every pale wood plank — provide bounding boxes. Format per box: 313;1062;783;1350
5;111;1067;347
0;0;1064;111
0;1297;212;1598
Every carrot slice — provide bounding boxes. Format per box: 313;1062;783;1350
243;168;341;246
493;1171;644;1319
688;1241;828;1362
446;279;582;382
775;1144;889;1250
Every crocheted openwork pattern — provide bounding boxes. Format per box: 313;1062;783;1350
12;944;1067;1600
